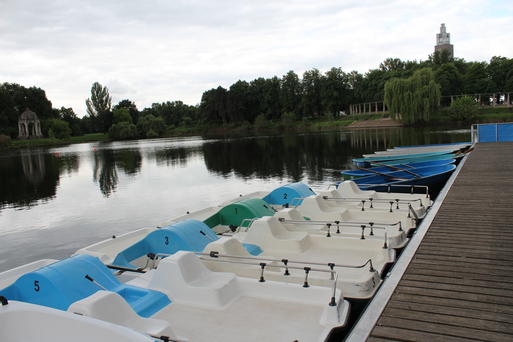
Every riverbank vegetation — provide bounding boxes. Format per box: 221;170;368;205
1;53;512;146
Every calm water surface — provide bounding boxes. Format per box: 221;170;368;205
0;127;470;271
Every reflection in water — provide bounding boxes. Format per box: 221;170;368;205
93;149;119;197
154;146;202;167
0;151;79;208
201;129;460;182
92;148;143;197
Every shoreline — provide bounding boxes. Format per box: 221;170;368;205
2;112;512;151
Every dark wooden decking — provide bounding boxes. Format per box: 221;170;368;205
367;142;513;342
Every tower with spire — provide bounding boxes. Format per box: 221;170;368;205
434;23;454;59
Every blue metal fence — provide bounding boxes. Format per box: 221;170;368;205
474;123;513;143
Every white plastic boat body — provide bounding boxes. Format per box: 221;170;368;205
0;301;154;342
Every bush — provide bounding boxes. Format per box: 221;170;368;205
448;96;479;121
108;122;137;140
46;119;71;139
0;134;11;148
137;114;166;138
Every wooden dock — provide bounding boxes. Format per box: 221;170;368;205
366;142;513;342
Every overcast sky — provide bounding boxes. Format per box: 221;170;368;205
1;0;512;117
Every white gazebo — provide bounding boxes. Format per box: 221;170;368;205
18;108;43;139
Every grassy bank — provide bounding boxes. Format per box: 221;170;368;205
6;133;107;149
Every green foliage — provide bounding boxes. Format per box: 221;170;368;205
384;68;441;125
137;114;166;138
113;99;139;124
108;122;137;140
435;63;463;95
448;96;478;121
112;108;132;124
46;118;71;139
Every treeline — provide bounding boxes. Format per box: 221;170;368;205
1;52;512;140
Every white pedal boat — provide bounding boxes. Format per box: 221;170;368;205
0;253;349;342
76;219;386;299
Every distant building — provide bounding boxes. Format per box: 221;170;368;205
434;23;454;59
18;108;43;139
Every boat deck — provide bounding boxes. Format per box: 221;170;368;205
365;142;513;341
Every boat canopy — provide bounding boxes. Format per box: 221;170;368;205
204;198;275;228
0;254;170;318
112;219;262;269
263;183;316;206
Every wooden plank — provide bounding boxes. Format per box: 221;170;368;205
370;326;477;342
382;307;513;334
377;316;513;341
387;300;513;324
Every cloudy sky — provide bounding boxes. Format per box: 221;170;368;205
1;0;512;116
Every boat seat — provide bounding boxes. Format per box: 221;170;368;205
149;251;239;308
204;236;253;257
68;290;181;340
244;217;311;253
337;181;376;197
112;219;219;269
0;254;170;318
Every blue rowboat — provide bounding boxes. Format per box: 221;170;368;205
341;159;456;178
350;164;456;191
354;152;464;167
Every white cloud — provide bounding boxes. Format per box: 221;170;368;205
0;0;512;116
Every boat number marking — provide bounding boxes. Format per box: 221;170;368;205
283;193;288;200
34;280;40;292
372;277;376;287
234;208;238;215
164;236;169;245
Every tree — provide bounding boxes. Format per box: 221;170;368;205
321;67;351;116
463;62;495;94
55;107;81;136
487;56;513;92
302;69;324;118
113;99;139;124
112;107;132;124
435;63;463;96
384;68;441;124
281;71;302;117
86;82;112;132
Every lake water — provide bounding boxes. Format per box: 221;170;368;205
0;127;470;272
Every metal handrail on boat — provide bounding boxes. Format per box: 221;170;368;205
276;218;394;247
325;183;430;198
153;251;376;276
320;195;424;210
